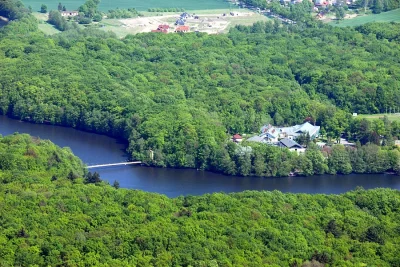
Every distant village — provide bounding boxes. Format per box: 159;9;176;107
235;0;355;22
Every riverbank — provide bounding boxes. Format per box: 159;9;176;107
2;115;400;197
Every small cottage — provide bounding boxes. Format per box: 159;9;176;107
175;26;189;32
152;24;170;33
232;134;243;143
61;10;79;17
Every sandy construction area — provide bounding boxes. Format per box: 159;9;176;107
119;15;176;34
117;11;257;34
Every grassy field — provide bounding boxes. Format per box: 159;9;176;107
32;12;61;35
223;12;269;32
356;113;400;122
22;0;232;12
330;8;400;27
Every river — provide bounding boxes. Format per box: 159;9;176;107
1;115;400;197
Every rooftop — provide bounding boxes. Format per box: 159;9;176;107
233;134;242;139
279;138;303;149
247;136;266;142
175;26;190;32
261;122;320;138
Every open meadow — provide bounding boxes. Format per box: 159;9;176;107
22;0;231;12
330;8;400;27
356;113;400;122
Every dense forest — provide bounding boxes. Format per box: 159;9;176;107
1;1;400;265
0;134;399;266
1;1;400;177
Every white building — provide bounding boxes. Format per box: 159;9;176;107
260;122;320;141
61;11;79;17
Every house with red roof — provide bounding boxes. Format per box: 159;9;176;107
232;134;243;143
151;24;170;33
151;29;168;33
175;26;190;32
158;25;169;31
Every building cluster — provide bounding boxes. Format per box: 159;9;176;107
151;24;189;33
243;0;354;22
258;122;320;142
151;13;193;34
313;0;356;6
233;122;321;154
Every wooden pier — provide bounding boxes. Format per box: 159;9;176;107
86;161;142;169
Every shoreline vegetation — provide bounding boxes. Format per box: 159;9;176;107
6;111;400;178
0;133;399;266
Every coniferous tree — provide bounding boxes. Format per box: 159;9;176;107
40;4;47;13
113;180;120;189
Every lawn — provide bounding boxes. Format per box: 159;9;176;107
222;12;270;32
22;0;231;12
32;12;61;35
330;8;400;27
356;113;400;122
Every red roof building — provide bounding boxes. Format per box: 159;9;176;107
232;134;243;142
151;29;168;33
152;24;170;33
158;24;170;30
175;26;190;32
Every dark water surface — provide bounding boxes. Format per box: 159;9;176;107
1;116;400;197
0;20;8;28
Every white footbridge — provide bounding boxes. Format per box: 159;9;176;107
86;161;142;169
